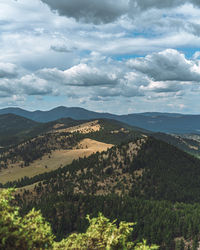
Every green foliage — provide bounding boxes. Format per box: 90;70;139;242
22;192;200;248
0;189;54;250
6;136;200;248
0;189;156;250
54;213;158;250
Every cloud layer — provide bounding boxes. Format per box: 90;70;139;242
1;47;200;113
1;0;200;113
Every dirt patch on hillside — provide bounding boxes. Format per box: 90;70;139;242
75;138;113;150
53;123;65;129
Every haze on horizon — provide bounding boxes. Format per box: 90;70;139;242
1;0;200;114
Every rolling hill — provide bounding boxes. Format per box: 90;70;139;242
0;115;88;147
0;113;199;160
1;114;200;249
0;118;143;183
153;132;200;158
0;113;38;134
7;134;200;249
10;136;200;203
0;114;40;147
2;117;200;248
1;106;200;134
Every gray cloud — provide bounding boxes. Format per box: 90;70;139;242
50;45;75;53
0;74;55;97
0;63;18;78
41;0;200;25
131;0;183;11
127;49;200;82
0;82;15;97
95;85;144;98
41;0;128;24
131;0;200;11
18;74;55;95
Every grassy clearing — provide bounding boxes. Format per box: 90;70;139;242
0;138;113;184
53;120;101;134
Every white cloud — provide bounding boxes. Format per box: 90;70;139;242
140;80;183;93
38;64;118;86
18;74;55;95
127;49;200;82
0;62;18;78
1;0;200;113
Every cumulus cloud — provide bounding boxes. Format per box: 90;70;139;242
127;49;200;82
0;63;18;78
41;0;128;24
0;73;56;98
38;64;118;86
18;74;55;95
88;70;148;99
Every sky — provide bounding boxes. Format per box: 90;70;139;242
1;0;200;114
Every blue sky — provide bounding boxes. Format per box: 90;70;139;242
1;0;200;114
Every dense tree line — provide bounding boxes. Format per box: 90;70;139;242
1;189;155;250
3;120;200;249
17;192;200;249
4;136;200;249
153;132;200;158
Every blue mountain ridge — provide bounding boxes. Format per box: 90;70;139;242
0;106;200;134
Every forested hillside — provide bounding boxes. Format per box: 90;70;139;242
153;132;200;158
2;134;200;249
0;189;156;250
0;114;39;147
2;118;200;249
0;115;86;147
9;137;200;202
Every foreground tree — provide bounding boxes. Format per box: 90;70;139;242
0;189;54;249
0;189;158;250
54;213;158;250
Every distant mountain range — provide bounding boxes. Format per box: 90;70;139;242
1;106;200;134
